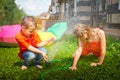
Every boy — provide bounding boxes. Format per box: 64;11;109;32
16;16;54;70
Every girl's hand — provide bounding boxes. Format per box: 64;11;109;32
69;66;77;70
90;62;101;66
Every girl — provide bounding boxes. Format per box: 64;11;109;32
69;24;106;70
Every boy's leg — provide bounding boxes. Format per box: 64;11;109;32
34;47;47;67
22;51;36;69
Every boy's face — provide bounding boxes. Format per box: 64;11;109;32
22;26;36;37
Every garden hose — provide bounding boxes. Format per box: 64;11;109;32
40;59;72;80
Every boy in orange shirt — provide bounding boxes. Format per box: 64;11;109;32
16;16;54;70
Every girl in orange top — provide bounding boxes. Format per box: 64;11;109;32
16;16;55;70
69;24;106;70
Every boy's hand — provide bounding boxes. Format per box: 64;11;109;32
47;37;56;42
45;60;51;68
41;52;48;61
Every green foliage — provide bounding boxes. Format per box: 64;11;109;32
0;0;26;26
0;34;120;80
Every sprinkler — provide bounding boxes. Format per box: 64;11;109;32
41;59;72;80
45;60;51;68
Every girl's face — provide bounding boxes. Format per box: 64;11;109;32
22;26;35;37
82;30;88;39
90;29;97;36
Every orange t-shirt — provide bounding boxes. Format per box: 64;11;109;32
82;42;101;57
15;30;41;59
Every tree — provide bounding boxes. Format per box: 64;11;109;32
0;0;26;26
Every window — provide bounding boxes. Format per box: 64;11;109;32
118;0;120;10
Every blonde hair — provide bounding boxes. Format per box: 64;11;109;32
73;24;91;43
21;16;37;29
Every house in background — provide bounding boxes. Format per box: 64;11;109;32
49;0;120;29
106;0;120;29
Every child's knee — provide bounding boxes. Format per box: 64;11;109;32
26;53;36;60
38;48;47;53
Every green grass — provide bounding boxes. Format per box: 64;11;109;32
0;34;120;80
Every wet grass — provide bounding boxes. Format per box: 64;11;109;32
0;34;120;80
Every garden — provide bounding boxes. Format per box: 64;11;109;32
0;34;120;80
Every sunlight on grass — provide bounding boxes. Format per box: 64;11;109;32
0;34;120;80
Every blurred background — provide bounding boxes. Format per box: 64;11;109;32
0;0;120;39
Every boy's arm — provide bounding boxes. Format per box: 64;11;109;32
16;34;48;61
27;45;48;61
36;37;55;47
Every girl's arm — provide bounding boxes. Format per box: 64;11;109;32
90;30;106;66
72;47;82;67
69;38;82;70
98;30;106;65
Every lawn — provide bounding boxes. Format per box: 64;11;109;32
0;34;120;80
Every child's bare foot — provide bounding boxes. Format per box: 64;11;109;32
36;65;43;69
21;66;27;70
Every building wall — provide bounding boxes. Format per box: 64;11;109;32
49;0;120;29
107;0;120;29
65;0;92;25
111;13;120;23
